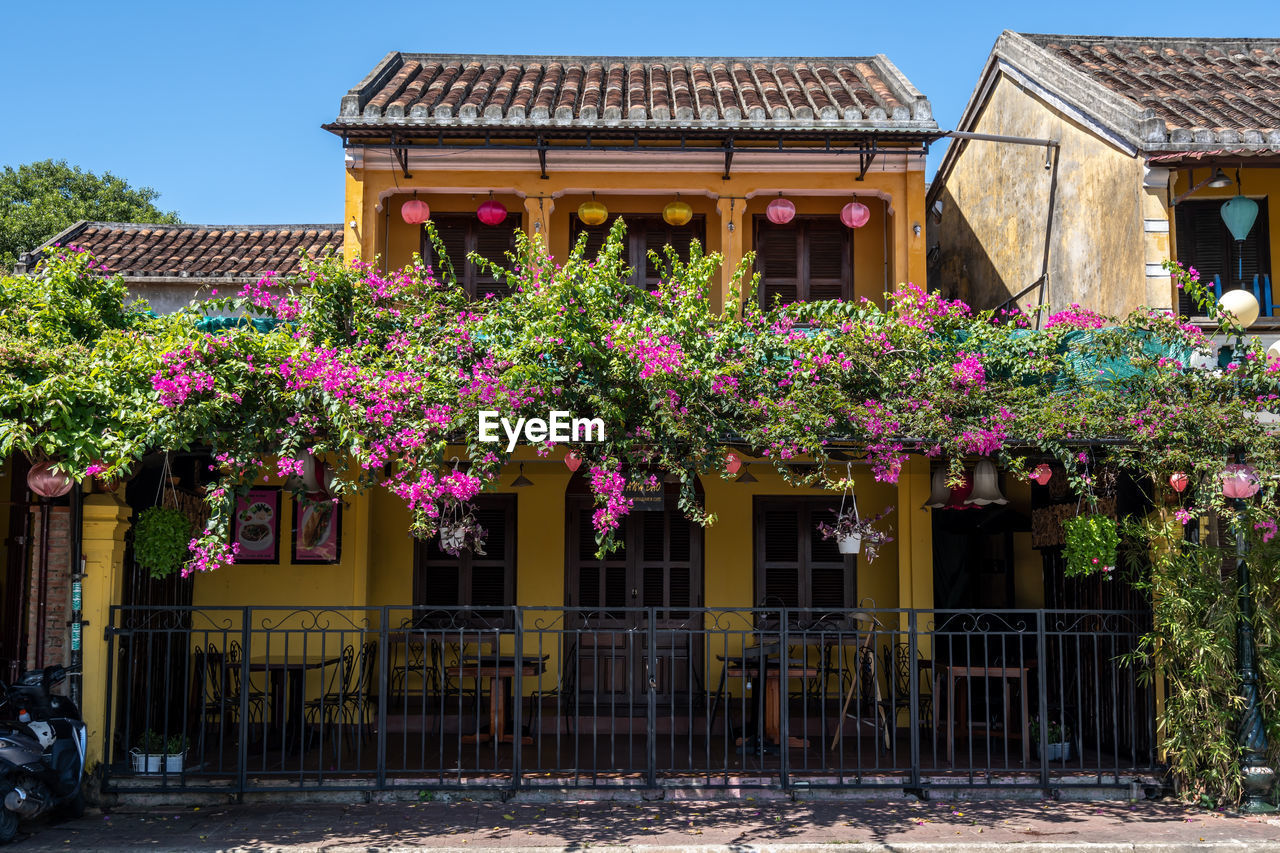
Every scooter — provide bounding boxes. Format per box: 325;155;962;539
0;667;87;843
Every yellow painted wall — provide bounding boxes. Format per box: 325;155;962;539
1170;166;1280;310
933;72;1152;316
345;163;926;315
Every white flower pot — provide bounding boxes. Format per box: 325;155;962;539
1040;742;1072;762
131;749;184;774
837;533;862;554
440;524;467;553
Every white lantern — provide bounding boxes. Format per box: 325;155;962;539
1219;288;1260;328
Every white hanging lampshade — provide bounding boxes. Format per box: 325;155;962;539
965;459;1008;506
923;467;950;508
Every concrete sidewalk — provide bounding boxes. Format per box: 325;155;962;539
10;798;1280;852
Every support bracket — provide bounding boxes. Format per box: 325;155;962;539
390;137;412;179
857;141;878;181
722;137;735;181
537;137;549;180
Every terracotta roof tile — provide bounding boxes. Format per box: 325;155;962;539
35;222;342;279
333;53;935;133
1022;34;1280;146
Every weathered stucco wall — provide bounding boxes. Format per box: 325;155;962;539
932;73;1153;318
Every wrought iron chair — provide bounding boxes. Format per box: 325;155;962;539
221;641;266;726
526;638;579;736
340;640;380;747
881;641;933;739
303;644;355;757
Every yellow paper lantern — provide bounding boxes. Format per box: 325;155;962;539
662;199;693;227
577;199;608;227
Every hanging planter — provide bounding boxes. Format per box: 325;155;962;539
134;506;194;579
438;504;487;557
816;465;895;562
1062;514;1120;579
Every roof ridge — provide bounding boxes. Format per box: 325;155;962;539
1018;32;1280;46
77;222;342;231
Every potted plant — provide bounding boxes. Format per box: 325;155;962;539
818;504;895;563
130;730;186;774
1031;718;1072;762
133;505;193;579
1062;513;1119;579
438;506;487;557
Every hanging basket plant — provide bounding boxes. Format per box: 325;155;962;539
134;506;193;579
815;465;895;562
438;504;487;557
1062;514;1119;579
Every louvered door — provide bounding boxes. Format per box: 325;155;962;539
420;213;520;299
566;493;703;704
414;495;517;624
755;216;853;308
1176;199;1271;315
570;215;705;291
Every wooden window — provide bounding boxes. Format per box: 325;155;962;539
753;216;852;308
414;495;517;621
570;215;706;290
420;213;521;299
1175;199;1271;315
753;497;854;612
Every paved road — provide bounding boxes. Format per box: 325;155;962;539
9;798;1280;851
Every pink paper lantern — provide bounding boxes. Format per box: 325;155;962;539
840;201;870;229
766;198;795;225
943;473;974;510
477;198;507;226
1221;464;1260;499
1169;472;1189;493
725;453;742;476
401;198;430;225
1032;464;1053;485
564;451;583;473
27;461;73;499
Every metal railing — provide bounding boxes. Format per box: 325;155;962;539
103;605;1158;795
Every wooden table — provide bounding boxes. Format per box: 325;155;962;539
936;662;1032;764
720;648;820;749
248;653;344;754
446;656;548;744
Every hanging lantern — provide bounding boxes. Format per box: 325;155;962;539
564;450;583;473
725;453;742;476
1032;463;1053;485
27;461;73;499
577;196;608;227
766;197;796;225
662;196;692;227
401;195;430;225
1268;340;1280;361
840;201;870;229
923;467;950;508
1221;195;1259;242
965;460;1009;506
1221;463;1261;500
1169;471;1189;493
476;195;508;226
942;473;974;510
1219;288;1260;328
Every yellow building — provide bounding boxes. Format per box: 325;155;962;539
83;52;1159;799
931;32;1280;348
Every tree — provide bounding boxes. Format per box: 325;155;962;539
0;159;180;271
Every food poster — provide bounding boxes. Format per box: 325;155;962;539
292;497;341;563
232;487;281;563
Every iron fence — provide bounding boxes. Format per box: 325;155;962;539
103;605;1158;795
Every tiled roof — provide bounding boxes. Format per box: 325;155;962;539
23;222;342;278
1020;34;1280;148
331;53;935;133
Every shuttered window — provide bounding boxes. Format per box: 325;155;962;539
1175;199;1271;315
421;213;521;299
754;217;852;308
571;215;705;291
414;495;517;621
754;498;854;612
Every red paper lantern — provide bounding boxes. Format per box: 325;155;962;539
840;201;870;229
401;197;430;225
564;451;583;473
725;453;742;476
27;461;73;499
477;198;507;226
766;198;795;225
1032;463;1053;485
1169;472;1189;493
1221;464;1260;500
943;473;974;509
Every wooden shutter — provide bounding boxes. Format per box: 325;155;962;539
414;495;516;620
421;214;520;299
1176;199;1271;314
473;213;520;299
641;218;704;290
805;220;851;302
757;505;802;608
754;498;855;612
757;224;800;308
570;504;629;617
424;218;470;288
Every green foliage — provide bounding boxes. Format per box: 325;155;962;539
1063;514;1120;578
0;159;180;272
133;506;192;579
135;729;185;755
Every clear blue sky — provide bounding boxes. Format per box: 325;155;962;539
2;0;1275;224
